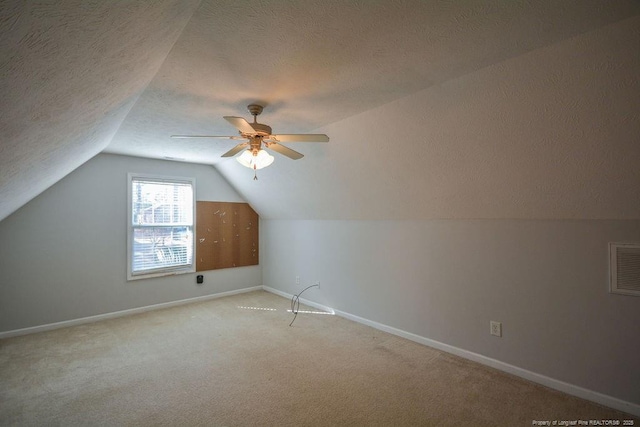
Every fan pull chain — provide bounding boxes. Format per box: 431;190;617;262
253;164;258;180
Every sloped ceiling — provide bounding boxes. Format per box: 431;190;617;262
2;1;639;221
0;1;200;222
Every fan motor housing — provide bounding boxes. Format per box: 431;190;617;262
249;122;272;136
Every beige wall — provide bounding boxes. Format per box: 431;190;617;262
261;219;640;405
0;154;261;332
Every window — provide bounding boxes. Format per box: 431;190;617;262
127;173;195;280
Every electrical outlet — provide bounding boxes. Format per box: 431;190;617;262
316;281;320;289
490;321;502;337
296;276;300;284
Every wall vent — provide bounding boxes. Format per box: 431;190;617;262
609;243;640;297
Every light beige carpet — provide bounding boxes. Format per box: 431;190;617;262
0;290;636;426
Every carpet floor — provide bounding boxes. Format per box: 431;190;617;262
0;290;636;426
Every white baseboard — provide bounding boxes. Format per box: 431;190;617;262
262;287;640;418
0;286;262;339
262;285;335;314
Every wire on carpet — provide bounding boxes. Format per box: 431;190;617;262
289;283;319;327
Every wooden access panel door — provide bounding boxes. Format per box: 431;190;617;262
196;201;259;271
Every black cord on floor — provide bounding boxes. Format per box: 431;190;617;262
289;284;319;327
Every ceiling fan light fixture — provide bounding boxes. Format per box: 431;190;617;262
237;149;274;170
172;104;328;180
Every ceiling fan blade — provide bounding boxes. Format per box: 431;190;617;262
221;142;249;157
223;116;256;134
266;142;304;160
268;134;329;143
171;135;244;139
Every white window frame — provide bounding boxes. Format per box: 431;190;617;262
127;173;196;280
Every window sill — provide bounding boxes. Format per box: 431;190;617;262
127;266;195;281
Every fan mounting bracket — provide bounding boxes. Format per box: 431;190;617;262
247;104;264;117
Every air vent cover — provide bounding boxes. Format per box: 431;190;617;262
609;243;640;296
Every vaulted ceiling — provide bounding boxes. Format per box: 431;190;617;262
2;1;639;221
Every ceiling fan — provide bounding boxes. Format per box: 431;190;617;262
171;104;329;179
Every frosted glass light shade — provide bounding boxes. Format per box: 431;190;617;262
237;149;274;170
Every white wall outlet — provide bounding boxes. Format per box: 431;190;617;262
490;321;502;337
295;276;300;285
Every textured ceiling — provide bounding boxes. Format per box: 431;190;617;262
2;1;639;221
0;0;201;221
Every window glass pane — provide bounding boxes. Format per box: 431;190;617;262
132;226;193;273
131;179;193;226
